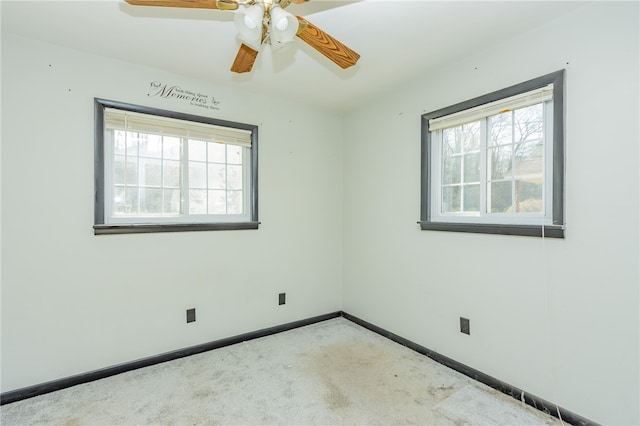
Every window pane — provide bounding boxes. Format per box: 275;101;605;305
139;134;162;158
163;189;181;214
227;165;243;190
227;145;242;165
490;112;513;146
163;160;181;188
461;122;480;152
208;142;226;163
208;190;226;214
140;188;162;214
208;164;226;189
490;181;512;213
514;104;544;143
488;146;512;180
443;128;460;155
126;158;138;185
463;153;480;183
163;137;181;160
189;140;207;162
189;189;207;214
515;178;543;213
114;155;138;186
189;162;207;188
139;158;162;187
442;186;461;213
514;141;543;177
125;188;139;214
227;191;243;214
114;155;126;185
114;131;127;155
113;187;127;214
463;184;480;212
442;156;461;185
124;132;138;155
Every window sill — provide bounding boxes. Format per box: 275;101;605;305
94;221;260;235
419;221;564;238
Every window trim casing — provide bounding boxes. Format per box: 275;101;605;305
94;98;259;235
420;70;565;238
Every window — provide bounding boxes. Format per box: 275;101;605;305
94;99;258;235
420;71;564;238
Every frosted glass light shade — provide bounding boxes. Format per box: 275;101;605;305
235;3;264;47
269;6;298;44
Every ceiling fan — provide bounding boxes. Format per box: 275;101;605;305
123;0;361;73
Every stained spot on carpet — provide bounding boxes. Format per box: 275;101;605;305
301;337;418;412
323;380;352;409
193;388;212;399
428;383;456;399
61;418;81;426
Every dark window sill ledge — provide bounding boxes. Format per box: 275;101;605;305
419;221;564;238
94;222;260;235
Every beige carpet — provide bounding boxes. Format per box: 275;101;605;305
0;318;566;425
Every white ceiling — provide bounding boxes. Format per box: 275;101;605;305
2;0;585;112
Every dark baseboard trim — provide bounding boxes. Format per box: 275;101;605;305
341;311;598;426
0;311;341;405
0;309;599;426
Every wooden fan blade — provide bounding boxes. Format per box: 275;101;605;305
124;0;238;10
231;43;260;73
295;17;360;69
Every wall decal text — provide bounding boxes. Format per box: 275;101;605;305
147;81;221;111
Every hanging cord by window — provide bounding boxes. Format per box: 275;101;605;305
541;220;565;426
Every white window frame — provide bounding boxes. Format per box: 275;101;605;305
94;99;259;235
429;96;553;225
420;71;565;238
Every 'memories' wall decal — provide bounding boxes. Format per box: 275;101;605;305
147;81;221;111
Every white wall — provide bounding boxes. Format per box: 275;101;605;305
1;35;343;392
342;3;639;425
2;3;639;425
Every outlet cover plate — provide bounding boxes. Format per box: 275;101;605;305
186;308;196;323
460;317;470;335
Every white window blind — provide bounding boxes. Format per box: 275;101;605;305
428;84;554;132
104;108;252;147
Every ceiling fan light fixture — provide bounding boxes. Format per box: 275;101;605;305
244;15;258;29
275;17;288;31
269;5;298;44
234;3;264;45
123;0;360;74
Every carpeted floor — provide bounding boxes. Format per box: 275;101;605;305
1;318;566;425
